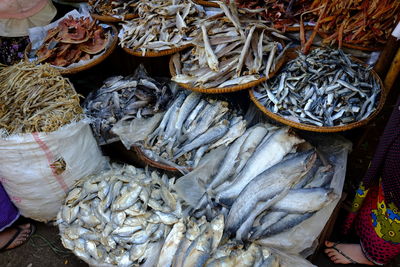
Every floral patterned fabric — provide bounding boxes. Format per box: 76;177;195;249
352;183;400;265
0;36;29;65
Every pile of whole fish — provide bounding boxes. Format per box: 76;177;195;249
175;124;337;242
57;165;184;266
157;214;224;267
206;242;281;267
84;65;174;145
119;0;205;55
171;2;289;89
253;48;381;127
88;0;137;17
140;92;246;169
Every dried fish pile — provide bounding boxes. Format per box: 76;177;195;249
171;2;288;89
84;65;174;145
175;124;338;242
57;165;184;266
309;0;400;47
206;242;281;266
119;0;205;55
0;62;82;136
156;214;224;267
253;48;381;127
234;0;314;31
32;16;110;67
89;0;137;17
140;92;246;169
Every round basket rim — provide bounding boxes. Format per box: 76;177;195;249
249;51;387;132
90;13;138;23
121;43;193;57
25;24;118;75
132;146;191;173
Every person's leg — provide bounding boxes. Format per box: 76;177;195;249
0;223;33;251
324;241;374;265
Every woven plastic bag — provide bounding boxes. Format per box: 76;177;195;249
0;120;106;222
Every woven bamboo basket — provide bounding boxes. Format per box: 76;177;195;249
249;49;387;132
25;24;118;75
168;49;287;94
132;146;191;173
122;43;193;57
91;13;138;23
193;0;220;7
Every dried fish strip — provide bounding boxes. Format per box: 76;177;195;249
84;65;174;145
89;0;138;17
171;3;288;89
308;0;400;48
119;0;206;55
0;63;82;136
253;48;381;127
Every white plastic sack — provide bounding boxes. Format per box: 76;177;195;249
0;120;107;222
255;134;352;256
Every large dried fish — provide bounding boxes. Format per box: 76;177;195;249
136;92;246;169
0;63;82;136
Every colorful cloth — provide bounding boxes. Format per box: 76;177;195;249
354;184;400;265
0;183;19;231
342;94;400;264
0;36;29;65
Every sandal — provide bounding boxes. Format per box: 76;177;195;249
329;242;360;265
0;223;35;252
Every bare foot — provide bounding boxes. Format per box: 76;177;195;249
324;241;375;265
0;223;32;250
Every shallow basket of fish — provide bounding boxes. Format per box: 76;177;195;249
25;19;118;75
249;47;386;132
122;43;193;58
169;55;286;94
90;13;138;23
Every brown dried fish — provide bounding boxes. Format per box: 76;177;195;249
0;63;82;135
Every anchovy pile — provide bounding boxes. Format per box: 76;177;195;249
253;48;381;127
119;0;205;55
141;92;246;169
84;65;174;145
57;165;184;266
175;124;337;241
172;2;288;89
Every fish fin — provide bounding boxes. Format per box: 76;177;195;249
174;173;207;207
